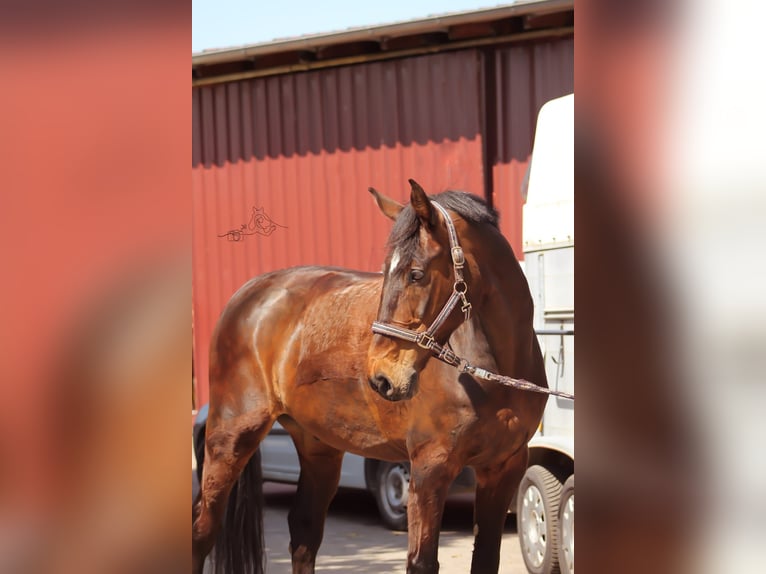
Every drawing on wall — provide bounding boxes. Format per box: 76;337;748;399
218;207;287;242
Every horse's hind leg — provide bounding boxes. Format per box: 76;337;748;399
285;430;344;574
470;447;529;574
191;408;273;574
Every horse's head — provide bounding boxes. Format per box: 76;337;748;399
366;179;494;401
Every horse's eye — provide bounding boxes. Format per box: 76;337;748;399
408;269;424;283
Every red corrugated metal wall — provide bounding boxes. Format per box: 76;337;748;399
192;50;486;407
491;36;574;254
192;39;573;407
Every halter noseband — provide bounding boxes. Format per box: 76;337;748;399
370;201;575;401
371;201;472;351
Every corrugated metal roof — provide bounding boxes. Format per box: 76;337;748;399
192;0;573;63
192;1;573;89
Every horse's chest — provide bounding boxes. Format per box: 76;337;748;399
462;410;529;463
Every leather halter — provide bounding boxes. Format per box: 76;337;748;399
370;201;575;401
371;201;472;351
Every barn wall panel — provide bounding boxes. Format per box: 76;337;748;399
491;36;574;257
192;50;485;406
192;37;574;406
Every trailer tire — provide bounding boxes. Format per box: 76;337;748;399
517;465;562;574
558;475;574;574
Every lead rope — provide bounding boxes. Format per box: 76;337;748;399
430;339;575;400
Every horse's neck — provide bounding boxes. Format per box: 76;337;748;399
474;252;539;381
447;314;495;367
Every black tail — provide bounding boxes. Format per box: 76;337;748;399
213;449;266;574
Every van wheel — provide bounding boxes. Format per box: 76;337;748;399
372;462;409;531
517;465;562;574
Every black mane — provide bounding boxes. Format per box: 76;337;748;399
386;190;499;263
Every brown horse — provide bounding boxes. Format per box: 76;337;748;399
192;180;548;574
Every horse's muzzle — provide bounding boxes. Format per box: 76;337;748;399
368;370;418;401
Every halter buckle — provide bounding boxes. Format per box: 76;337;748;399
417;333;435;350
438;346;459;366
461;300;472;320
451;246;465;267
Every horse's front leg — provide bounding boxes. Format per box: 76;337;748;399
406;451;460;574
471;447;529;573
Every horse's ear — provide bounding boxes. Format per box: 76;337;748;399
368;187;404;220
409;179;436;229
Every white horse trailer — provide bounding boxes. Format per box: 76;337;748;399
516;93;574;574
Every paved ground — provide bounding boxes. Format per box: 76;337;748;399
194;448;527;573
260;483;526;574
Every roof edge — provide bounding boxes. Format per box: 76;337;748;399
192;0;573;67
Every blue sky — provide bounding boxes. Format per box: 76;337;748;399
192;0;512;52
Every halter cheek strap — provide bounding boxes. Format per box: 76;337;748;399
370;201;575;401
371;201;471;351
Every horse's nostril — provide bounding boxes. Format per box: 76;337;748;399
374;373;393;397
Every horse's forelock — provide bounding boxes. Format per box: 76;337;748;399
386;207;420;271
385;190;498;266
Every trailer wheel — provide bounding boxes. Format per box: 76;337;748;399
372;461;409;531
517;465;562;574
558;475;574;574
